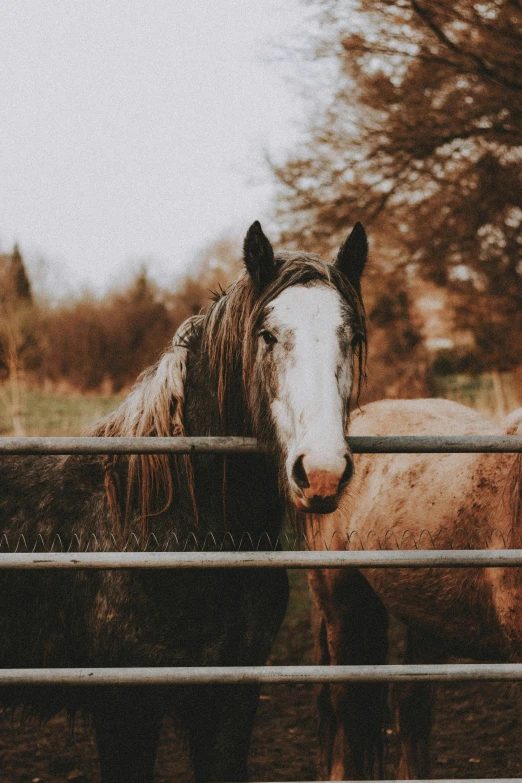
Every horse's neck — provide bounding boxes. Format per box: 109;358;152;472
182;344;283;543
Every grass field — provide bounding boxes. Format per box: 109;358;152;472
1;371;519;438
0;386;123;436
434;370;521;419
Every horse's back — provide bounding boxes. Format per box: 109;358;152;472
503;407;522;435
339;398;505;547
308;398;515;658
350;397;500;437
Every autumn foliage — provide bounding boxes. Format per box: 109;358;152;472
3;0;522;401
272;0;522;377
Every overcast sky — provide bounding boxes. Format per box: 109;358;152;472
0;1;309;295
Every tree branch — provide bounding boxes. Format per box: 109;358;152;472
410;0;522;90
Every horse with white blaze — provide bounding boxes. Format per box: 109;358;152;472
0;220;367;782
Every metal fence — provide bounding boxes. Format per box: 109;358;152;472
2;433;522;783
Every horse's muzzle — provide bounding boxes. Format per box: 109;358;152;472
290;452;354;514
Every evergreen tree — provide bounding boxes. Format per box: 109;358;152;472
0;245;35;433
10;244;32;302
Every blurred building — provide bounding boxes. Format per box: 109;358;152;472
409;277;474;353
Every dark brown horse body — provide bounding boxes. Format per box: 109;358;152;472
0;221;368;782
308;398;522;780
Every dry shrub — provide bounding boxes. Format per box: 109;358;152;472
24;233;436;401
35;239;241;393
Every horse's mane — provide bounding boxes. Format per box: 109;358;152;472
90;317;199;540
91;254;366;541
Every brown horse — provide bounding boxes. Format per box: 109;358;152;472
307;398;522;780
0;220;368;783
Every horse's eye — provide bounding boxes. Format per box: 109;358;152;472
259;329;277;346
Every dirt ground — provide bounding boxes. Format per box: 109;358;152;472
1;572;521;782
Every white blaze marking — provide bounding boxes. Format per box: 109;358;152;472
265;283;353;499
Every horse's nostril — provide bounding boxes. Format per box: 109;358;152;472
292;455;310;489
340;454;354;486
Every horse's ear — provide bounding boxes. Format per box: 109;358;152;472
334;222;368;292
243;221;276;293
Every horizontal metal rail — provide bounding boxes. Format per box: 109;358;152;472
2;663;522;685
0;436;262;455
0;434;521;454
3;550;522;569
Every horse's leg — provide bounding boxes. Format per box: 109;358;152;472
182;569;288;781
184;683;261;782
92;692;164;783
313;604;337;777
395;626;444;780
311;569;389;781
